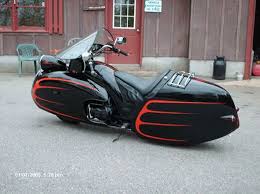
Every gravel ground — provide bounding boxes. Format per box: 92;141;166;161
0;74;260;194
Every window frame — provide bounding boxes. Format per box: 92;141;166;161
112;0;136;29
0;0;48;33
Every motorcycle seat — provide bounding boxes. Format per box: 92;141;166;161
114;70;170;95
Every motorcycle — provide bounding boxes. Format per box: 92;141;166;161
32;28;239;145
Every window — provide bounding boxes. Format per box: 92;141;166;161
113;0;135;29
0;0;12;29
17;0;45;29
0;0;63;33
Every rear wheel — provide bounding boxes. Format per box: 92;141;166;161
57;116;80;124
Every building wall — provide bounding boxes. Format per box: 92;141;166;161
143;0;191;58
0;0;251;78
0;0;104;56
189;0;249;61
0;0;248;61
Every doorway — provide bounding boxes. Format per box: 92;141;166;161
253;0;260;62
105;0;143;64
252;0;260;76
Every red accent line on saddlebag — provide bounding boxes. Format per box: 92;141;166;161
39;77;97;91
35;100;83;121
32;77;97;103
31;79;66;104
36;96;64;105
135;100;224;142
139;121;190;127
148;110;194;115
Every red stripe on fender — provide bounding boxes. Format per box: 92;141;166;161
135;99;224;142
139;121;190;127
148;99;225;105
148;109;194;115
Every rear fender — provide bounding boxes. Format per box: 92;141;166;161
134;75;239;144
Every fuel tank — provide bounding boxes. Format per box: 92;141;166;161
32;71;108;122
135;73;239;144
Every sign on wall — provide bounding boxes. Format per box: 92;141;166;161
144;0;162;13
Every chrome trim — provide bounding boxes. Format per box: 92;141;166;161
221;115;236;122
167;71;194;89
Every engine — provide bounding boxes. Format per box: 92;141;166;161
87;103;112;123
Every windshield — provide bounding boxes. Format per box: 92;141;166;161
94;28;114;46
57;28;114;60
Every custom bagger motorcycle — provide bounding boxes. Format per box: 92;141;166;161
32;29;239;145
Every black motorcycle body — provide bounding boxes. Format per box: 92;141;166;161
32;30;239;145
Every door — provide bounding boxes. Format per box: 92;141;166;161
106;0;142;64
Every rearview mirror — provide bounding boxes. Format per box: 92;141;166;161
114;37;127;45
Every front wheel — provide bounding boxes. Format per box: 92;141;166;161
57;116;80;124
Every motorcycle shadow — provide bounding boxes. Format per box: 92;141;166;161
51;118;228;151
147;140;227;152
52;118;138;140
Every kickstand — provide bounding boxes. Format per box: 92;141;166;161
112;131;124;143
112;123;130;143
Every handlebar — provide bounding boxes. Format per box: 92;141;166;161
93;44;128;57
112;47;128;56
81;42;129;75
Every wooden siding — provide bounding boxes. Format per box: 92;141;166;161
0;0;104;55
143;0;191;57
189;0;249;61
0;0;250;61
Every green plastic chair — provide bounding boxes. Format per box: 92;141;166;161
16;44;42;76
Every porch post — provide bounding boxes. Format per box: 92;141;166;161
244;0;256;79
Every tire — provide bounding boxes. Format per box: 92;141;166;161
57;115;80;124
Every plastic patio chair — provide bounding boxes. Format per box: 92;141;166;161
16;44;42;76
